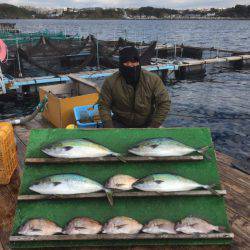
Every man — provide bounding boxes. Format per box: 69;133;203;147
98;46;171;128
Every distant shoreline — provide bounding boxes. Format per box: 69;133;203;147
1;17;250;21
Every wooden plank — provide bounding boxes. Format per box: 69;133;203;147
13;245;230;250
25;155;204;164
179;54;250;67
18;190;226;201
0;167;21;250
9;233;234;242
216;151;250;249
181;45;250;55
226;207;249;249
68;74;101;93
1;151;241;249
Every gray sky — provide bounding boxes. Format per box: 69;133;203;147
1;0;249;9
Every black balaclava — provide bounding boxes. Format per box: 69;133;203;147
119;46;141;87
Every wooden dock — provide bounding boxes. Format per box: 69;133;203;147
0;114;249;250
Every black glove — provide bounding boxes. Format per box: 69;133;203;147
148;121;161;128
104;120;114;128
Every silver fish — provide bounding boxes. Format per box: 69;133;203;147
62;217;102;235
29;174;113;205
175;216;224;234
133;174;217;193
142;219;177;234
18;219;62;236
102;216;143;234
128;137;209;157
42;138;120;159
105;175;138;191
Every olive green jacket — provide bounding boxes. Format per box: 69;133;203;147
98;69;171;127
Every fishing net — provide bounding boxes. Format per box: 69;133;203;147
2;35;158;77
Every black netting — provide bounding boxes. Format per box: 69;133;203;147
3;35;157;77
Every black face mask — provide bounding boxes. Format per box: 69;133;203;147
119;64;141;87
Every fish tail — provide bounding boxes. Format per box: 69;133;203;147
104;188;114;206
204;184;221;196
197;144;213;160
112;153;127;163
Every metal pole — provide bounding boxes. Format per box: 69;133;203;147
0;65;6;94
16;39;23;77
96;39;100;70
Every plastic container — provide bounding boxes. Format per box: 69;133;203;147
0;122;18;184
73;104;103;128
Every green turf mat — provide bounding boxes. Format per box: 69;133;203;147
11;128;232;248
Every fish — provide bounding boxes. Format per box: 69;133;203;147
133;173;218;194
29;174;113;205
142;219;177;234
105;175;138;191
175;216;225;234
42;138;121;159
62;217;102;235
128;137;209;157
102;216;143;234
18;219;62;236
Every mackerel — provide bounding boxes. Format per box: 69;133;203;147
128;137;209;157
42;138;121;159
133;173;218;194
29;174;113;205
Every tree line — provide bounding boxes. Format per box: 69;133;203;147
0;4;249;19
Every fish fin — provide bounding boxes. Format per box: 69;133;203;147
197;145;213;160
52;182;62;186
189;223;199;227
204;184;221;196
31;228;42;232
112;153;127;163
115;224;127;229
157;224;166;229
150;144;159;149
154;180;164;184
217;226;226;232
104;189;114;206
116;183;125;187
192;232;201;238
75;226;87;230
64;146;73;151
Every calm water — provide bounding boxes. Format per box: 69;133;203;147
1;19;250;173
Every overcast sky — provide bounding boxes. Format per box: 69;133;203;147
1;0;249;9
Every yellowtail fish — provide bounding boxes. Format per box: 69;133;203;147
133;173;218;194
102;216;143;234
105;175;138;191
128;137;209;157
62;217;102;235
18;219;62;236
142;219;177;234
42;138;121;159
29;174;113;205
175;216;225;234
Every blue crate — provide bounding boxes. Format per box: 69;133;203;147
73;104;103;128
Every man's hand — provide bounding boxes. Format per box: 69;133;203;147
104;120;114;128
148;121;161;128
